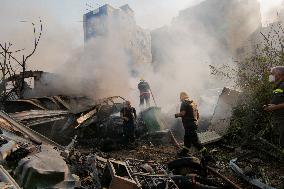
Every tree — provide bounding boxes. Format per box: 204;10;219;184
0;19;43;101
210;22;284;145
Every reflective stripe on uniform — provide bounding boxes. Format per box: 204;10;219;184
273;88;284;94
199;147;207;153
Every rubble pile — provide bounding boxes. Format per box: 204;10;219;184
0;92;281;189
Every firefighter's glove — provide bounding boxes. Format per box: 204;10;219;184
174;113;179;118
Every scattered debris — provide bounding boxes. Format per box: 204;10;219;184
229;158;276;189
0;92;281;188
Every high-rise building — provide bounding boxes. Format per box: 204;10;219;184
83;4;152;71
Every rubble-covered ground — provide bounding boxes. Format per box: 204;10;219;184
71;138;284;189
0;94;283;189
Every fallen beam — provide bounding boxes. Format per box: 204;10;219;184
9;110;69;121
0;111;65;150
0;165;21;189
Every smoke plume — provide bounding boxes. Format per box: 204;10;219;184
1;0;280;118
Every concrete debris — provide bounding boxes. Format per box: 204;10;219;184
15;145;79;189
209;87;240;136
198;131;222;145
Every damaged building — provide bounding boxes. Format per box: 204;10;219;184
83;4;152;71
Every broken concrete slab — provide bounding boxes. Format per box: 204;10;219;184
198;131;222;145
209;87;240;136
15;145;78;189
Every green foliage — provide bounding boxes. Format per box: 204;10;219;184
210;24;284;145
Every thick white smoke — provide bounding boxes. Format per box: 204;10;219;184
1;0;282;118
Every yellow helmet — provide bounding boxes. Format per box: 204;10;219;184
140;77;145;81
180;92;189;101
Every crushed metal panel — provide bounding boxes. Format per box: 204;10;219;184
74;96;125;129
209;87;240;135
35;97;62;110
9;110;70;128
125;158;179;189
0;111;65;150
4;99;47;113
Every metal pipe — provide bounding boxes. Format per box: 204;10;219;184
207;166;242;189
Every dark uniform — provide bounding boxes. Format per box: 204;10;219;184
180;100;204;154
120;106;137;144
271;81;284;148
138;81;150;107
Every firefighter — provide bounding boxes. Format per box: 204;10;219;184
264;66;284;151
138;78;151;108
120;100;137;144
175;92;207;157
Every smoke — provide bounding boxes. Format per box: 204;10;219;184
52;36;132;99
0;0;278;119
0;1;79;73
259;0;283;25
137;0;262;117
30;13;140;100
